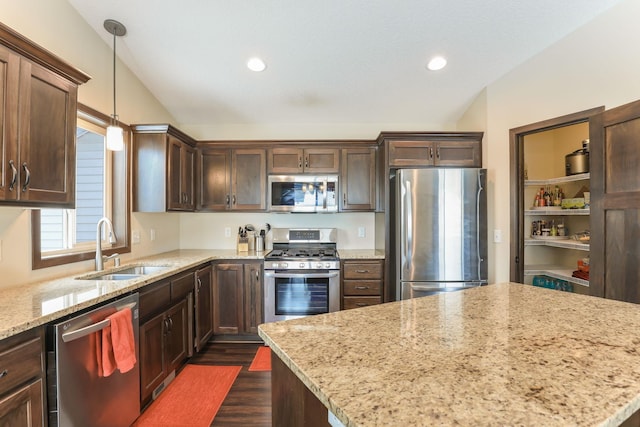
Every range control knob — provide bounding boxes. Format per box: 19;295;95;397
316;262;323;268
280;262;288;269
325;262;332;269
299;262;306;269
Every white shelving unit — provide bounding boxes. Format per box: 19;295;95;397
524;173;590;288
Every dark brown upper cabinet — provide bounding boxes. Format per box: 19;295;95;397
268;147;339;174
0;23;90;208
132;124;197;212
340;147;376;211
387;134;482;168
197;146;266;211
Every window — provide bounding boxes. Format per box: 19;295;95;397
31;104;130;269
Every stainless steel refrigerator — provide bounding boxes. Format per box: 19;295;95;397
395;168;487;300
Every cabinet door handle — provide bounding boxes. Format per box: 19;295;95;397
298;157;302;168
168;316;174;332
8;160;17;191
21;163;30;192
232;195;236;205
355;286;369;290
429;148;434;159
355;270;370;274
0;369;8;379
163;318;170;335
356;303;367;307
197;277;202;290
256;270;259;281
226;195;230;206
343;193;346;204
436;147;440;159
305;157;308;168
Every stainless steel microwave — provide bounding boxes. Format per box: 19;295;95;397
268;175;338;212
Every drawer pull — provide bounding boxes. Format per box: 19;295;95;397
0;369;7;379
355;270;370;274
355;286;369;290
356;303;367;307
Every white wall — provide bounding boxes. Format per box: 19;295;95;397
480;0;640;283
0;0;179;287
178;212;375;251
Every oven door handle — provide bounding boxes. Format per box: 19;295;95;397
264;271;339;279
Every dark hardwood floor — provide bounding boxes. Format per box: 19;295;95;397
188;341;271;426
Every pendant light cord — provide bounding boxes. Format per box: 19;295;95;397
112;29;117;123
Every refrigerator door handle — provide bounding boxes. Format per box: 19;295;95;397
476;170;484;280
402;179;413;274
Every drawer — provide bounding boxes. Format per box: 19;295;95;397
343;296;382;310
139;280;171;319
343;280;382;296
343;262;383;279
0;336;43;397
171;272;194;301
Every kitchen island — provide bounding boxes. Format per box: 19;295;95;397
258;282;640;426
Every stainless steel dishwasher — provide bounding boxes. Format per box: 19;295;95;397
48;292;140;427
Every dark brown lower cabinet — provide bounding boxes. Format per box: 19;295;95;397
342;260;384;310
195;264;214;350
0;328;45;427
213;262;263;337
139;298;189;407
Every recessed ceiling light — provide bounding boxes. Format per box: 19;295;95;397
247;57;267;72
427;56;447;71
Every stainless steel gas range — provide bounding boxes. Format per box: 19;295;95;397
263;228;340;323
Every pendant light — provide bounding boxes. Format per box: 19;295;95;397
104;19;126;151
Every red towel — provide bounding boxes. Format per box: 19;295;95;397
108;307;137;373
96;307;136;377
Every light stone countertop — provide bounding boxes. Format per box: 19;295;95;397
0;249;264;340
259;282;640;427
337;249;385;259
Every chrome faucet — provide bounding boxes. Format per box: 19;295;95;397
95;217;119;271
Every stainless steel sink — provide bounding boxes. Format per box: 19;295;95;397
87;273;143;281
115;266;170;275
76;265;171;281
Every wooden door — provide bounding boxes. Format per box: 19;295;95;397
0;379;44;427
195;265;213;351
243;262;263;334
197;148;230;211
212;263;244;335
304;148;340;173
182;143;195;210
232;149;266;210
167;136;182;210
139;312;166;405
165;299;188;372
268;147;303;173
341;148;376;211
388;140;435;167
18;59;77;206
434;140;481;167
590;99;640;303
0;45;19;202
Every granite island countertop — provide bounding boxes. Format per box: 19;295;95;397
259;282;640;427
0;249;264;340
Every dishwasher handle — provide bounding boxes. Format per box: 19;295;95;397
61;302;136;343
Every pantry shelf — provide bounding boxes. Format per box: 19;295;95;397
524;265;589;287
525;173;590;186
524;239;589;251
524;208;589;216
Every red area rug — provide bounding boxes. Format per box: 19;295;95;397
248;346;271;372
133;364;241;427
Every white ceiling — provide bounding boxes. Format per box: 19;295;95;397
67;0;622;132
